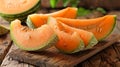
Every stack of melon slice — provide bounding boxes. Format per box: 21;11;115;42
10;7;116;54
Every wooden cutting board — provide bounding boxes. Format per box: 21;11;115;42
9;34;120;67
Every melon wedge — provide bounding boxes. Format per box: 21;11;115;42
26;7;77;28
0;0;40;22
56;15;116;41
48;17;98;53
10;19;58;51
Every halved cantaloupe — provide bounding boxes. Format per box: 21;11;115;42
0;0;40;22
48;17;98;53
56;15;116;41
10;19;58;51
26;7;77;28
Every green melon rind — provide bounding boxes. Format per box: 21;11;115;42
55;38;85;54
84;34;98;50
69;38;85;54
2;15;27;22
26;15;36;28
0;0;40;22
0;25;9;35
99;15;116;41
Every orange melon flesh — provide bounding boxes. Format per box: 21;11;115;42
27;7;77;28
49;17;97;47
57;21;98;47
0;0;39;14
56;30;84;53
28;14;48;28
56;15;116;41
48;17;84;53
10;19;58;51
57;21;93;46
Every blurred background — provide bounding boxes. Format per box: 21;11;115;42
39;0;120;33
41;0;120;10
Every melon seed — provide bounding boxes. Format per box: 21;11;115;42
96;27;102;32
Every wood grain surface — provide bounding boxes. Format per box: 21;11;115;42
0;17;12;64
0;34;12;64
1;45;34;67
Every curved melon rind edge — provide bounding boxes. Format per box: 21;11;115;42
85;34;98;50
26;16;36;28
99;15;117;41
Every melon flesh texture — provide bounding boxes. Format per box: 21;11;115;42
56;15;116;41
27;7;77;28
48;17;84;53
10;19;58;51
0;0;39;14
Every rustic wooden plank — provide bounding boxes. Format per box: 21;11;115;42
80;41;120;67
1;44;34;67
0;34;12;64
0;17;12;64
8;34;120;67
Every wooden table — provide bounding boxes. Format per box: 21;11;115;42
0;9;120;67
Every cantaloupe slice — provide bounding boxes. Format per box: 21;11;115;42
56;15;116;41
48;17;98;53
27;7;77;28
10;19;58;51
